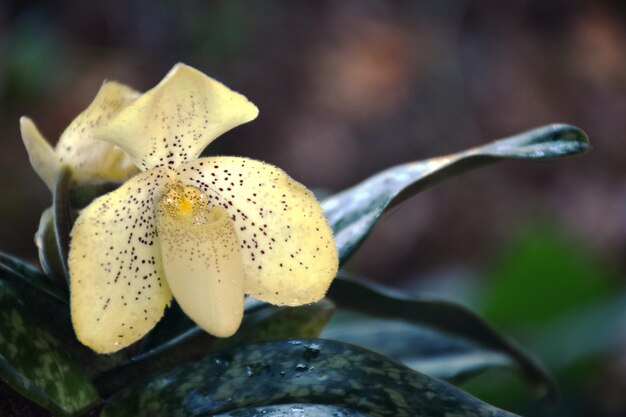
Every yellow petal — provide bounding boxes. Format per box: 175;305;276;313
156;185;244;337
20;116;61;191
69;168;173;353
95;63;259;171
56;81;140;183
178;157;338;306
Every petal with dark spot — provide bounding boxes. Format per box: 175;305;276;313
180;157;338;306
69;168;173;353
96;63;259;171
156;185;244;337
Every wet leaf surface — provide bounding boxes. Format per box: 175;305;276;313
102;339;519;417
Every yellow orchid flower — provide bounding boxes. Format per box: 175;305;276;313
68;63;339;353
20;82;141;190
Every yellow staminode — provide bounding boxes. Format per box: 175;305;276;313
67;63;339;353
177;195;194;215
161;185;207;220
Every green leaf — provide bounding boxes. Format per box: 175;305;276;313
53;166;73;285
0;252;127;379
0;254;75;346
323;314;513;382
93;302;212;398
212;299;335;352
35;207;69;293
0;379;54;417
30;170;109;298
95;298;274;396
212;404;372;417
0;251;66;303
0;271;99;416
37;179;123;290
69;181;122;209
327;274;557;403
101;339;519;417
96;300;335;398
134;297;278;364
322;124;589;263
135;301;197;355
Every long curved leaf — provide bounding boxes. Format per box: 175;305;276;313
327;274;557;403
323;315;513;382
35;207;69;291
322;124;589;263
0;270;99;416
53;166;73;285
102;339;519;417
0;251;66;303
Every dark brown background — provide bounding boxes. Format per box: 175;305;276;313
2;1;624;279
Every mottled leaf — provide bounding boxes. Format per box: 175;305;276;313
213;404;371;417
321;124;589;263
97;299;334;397
327;274;556;402
0;271;99;416
96;298;275;395
102;339;518;417
0;255;126;379
0;254;84;371
94;302;212;398
323;315;513;382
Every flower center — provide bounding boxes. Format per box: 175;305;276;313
160;184;216;226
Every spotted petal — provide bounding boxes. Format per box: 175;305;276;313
56;81;140;183
179;157;339;306
20;116;61;190
95;63;259;171
69;168;173;353
156;186;244;337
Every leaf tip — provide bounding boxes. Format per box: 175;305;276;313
547;123;590;154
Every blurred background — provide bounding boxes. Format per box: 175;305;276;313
1;1;625;416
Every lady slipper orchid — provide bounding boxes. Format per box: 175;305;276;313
68;63;339;353
20;82;141;189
